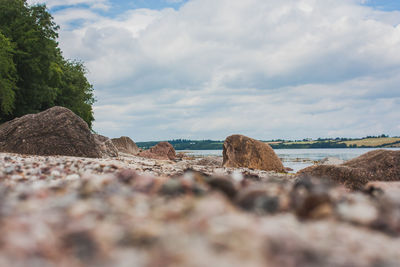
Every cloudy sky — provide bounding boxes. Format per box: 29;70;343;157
27;0;400;141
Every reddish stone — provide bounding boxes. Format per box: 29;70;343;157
139;142;176;160
223;134;285;172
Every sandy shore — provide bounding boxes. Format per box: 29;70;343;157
0;152;400;267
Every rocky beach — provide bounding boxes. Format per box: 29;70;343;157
1;107;400;267
2;0;400;265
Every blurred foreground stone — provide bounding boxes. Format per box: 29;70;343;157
0;152;400;267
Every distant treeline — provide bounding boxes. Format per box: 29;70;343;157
270;142;348;149
137;139;224;150
136;135;400;150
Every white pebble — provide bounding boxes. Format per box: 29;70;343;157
51;170;61;177
65;174;80;181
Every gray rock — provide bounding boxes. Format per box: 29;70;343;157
111;136;140;155
0;107;102;158
93;134;119;157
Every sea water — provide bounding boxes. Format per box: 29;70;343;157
177;148;400;172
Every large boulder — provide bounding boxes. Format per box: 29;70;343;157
0;106;105;158
222;134;285;172
139;142;176;160
94;134;119;157
297;150;400;190
111;136;140;155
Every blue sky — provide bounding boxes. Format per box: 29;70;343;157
38;0;400;13
49;0;189;18
364;0;400;11
27;0;400;141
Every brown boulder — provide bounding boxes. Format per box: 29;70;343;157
138;142;176;160
222;134;285;172
111;136;140;155
297;150;400;190
0;106;103;158
94;134;119;157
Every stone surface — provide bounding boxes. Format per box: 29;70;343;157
297;150;400;190
93;134;119;157
139;142;176;160
0;106;102;158
223;134;285;172
111;136;140;155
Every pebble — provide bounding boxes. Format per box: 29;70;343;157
11;174;24;180
4;166;14;174
337;195;379;225
65;174;80;181
50;170;61;177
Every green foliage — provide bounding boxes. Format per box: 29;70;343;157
54;60;95;128
270;141;347;149
0;0;95;127
0;32;16;116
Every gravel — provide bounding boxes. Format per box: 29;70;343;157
0;152;399;267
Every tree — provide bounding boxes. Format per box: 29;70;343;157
0;32;16;116
0;0;95;127
55;60;95;128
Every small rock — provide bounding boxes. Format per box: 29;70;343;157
11;174;24;180
63;231;98;261
207;177;237;199
337;195;378;225
116;169;138;184
4;166;14;174
65;174;80;181
160;179;185;196
294;185;333;220
51;170;61;177
236;189;280;214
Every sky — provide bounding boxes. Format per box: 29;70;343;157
26;0;400;141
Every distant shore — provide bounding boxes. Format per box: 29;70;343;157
137;136;400;150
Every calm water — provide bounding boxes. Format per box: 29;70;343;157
177;148;400;172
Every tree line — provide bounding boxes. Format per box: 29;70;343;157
0;0;95;127
137;137;400;150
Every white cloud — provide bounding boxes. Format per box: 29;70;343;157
31;0;400;140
